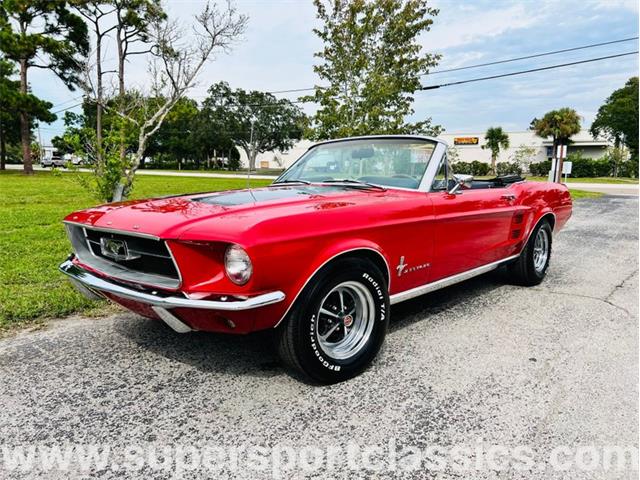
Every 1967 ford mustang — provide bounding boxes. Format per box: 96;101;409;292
60;135;572;383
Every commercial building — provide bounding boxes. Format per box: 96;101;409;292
439;129;610;168
239;129;612;170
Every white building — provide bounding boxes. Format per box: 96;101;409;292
440;129;610;167
239;130;611;170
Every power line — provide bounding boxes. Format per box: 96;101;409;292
51;103;82;114
44;49;640;112
420;51;638;90
426;36;639;75
51;95;84;109
264;36;640;95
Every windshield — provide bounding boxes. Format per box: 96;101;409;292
275;138;437;190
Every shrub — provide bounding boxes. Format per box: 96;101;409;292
496;162;523;176
451;161;490;176
451;161;471;175
618;158;639;178
528;160;551;176
471;161;490;176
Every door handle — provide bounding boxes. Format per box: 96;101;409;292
501;193;516;201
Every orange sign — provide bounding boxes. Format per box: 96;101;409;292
454;137;479;145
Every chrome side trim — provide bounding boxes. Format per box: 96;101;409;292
60;258;285;311
389;255;520;305
272;247;391;328
63;221;161;240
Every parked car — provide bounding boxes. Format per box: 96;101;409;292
59;135;572;383
41;155;65;168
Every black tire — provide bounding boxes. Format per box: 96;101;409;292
507;219;553;286
275;257;390;384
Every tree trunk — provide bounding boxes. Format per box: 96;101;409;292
0;120;6;170
19;58;33;175
249;147;257;171
491;153;497;175
95;30;103;166
550;138;558;182
117;25;126;165
613;137;621;178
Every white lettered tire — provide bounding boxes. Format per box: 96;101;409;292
275;257;390;383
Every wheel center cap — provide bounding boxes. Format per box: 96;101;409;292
343;314;354;328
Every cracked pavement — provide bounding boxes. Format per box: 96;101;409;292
0;196;637;479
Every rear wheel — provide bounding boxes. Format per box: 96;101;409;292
507;219;553;286
275;258;389;384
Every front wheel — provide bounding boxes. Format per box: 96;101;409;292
507;220;553;286
275;258;390;384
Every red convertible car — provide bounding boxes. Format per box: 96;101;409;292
60;136;572;383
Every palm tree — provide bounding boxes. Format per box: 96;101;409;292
530;108;581;181
483;127;510;174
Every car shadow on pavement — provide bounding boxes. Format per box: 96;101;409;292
113;269;509;380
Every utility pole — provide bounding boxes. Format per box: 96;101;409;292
37;123;44;166
556;143;567;183
249;118;255;172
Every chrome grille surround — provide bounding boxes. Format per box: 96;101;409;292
64;222;181;290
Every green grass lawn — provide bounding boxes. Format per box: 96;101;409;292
525;176;638;184
569;189;603;199
0;171;271;331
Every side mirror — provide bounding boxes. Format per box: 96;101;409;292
448;174;474;194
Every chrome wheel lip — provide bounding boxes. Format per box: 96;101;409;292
315;281;375;360
533;228;549;273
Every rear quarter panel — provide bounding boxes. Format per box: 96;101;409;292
512;181;572;241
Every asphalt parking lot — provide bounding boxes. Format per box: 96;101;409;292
0;196;638;479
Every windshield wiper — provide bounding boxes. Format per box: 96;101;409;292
271;178;312;186
321;179;386;191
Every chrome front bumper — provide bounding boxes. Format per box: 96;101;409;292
59;257;286;312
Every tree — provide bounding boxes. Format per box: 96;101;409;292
482;127;509;174
82;2;247;201
112;0;165;163
0;0;89;174
590;77;638;163
145;97;199;169
530;108;581;182
0;58;21;169
202;82;306;170
510;144;538;173
74;1;119;165
305;0;441;139
113;0;165;98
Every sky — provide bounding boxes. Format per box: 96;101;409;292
31;0;639;144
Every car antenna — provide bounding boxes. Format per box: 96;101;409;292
247;118;257;203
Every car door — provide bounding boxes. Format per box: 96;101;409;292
428;156;519;281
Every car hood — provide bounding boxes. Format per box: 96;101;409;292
65;185;395;241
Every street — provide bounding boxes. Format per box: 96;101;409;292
0;196;637;479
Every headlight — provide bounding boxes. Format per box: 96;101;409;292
224;244;253;285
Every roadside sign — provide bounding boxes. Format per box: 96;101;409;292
562;161;572;174
454;137;479;145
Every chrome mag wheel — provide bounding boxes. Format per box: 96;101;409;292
315;281;376;360
533;227;549;273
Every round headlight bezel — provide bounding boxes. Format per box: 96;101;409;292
224;244;253;285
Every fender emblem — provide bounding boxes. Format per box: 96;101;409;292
396;256;430;277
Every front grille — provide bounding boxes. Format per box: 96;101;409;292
66;224;181;289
